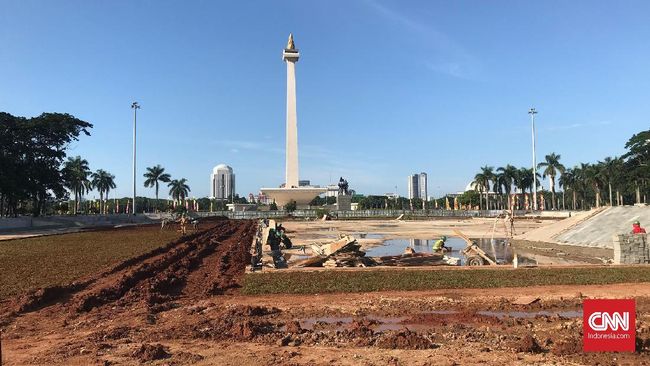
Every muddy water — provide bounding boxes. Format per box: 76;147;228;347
298;309;581;332
364;236;514;265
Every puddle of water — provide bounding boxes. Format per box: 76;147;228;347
365;237;513;265
477;310;582;319
298;309;581;331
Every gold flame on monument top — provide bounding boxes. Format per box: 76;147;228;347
286;33;296;50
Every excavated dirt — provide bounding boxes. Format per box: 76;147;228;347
1;219;650;365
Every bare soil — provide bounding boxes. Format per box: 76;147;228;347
1;219;649;365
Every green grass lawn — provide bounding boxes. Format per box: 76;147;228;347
242;266;650;295
0;226;180;299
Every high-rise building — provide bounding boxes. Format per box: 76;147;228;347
210;164;235;200
419;173;428;201
407;174;419;199
407;172;428;200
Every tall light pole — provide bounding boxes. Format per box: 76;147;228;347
131;101;140;215
528;108;538;211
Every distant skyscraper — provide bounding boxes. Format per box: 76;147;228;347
407;173;428;200
211;164;235;200
407;174;419;199
419;173;428;201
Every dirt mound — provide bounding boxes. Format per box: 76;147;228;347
285;320;303;334
375;329;435;350
11;283;85;314
550;337;582;355
174;351;205;364
512;334;543;353
132;343;171;362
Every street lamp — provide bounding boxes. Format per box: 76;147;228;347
528;108;538;211
131;101;140;215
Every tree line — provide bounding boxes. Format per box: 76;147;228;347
0;111;215;217
471;129;649;211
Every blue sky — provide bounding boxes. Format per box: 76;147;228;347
2;0;648;199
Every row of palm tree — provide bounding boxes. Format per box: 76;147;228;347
474;152;646;211
143;165;191;206
63;158;192;214
62;156;116;214
472;164;540;210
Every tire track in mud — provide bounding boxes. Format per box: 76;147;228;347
73;219;256;312
182;219;257;297
5;219;256;317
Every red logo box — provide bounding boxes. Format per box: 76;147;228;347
583;299;636;352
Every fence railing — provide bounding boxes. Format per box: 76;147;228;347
192;209;519;220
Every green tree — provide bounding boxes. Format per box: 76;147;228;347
537;153;565;210
269;201;278;211
0;112;92;216
473;165;494;210
496;164;518;209
143;165;171;208
598;157;620;206
622;129;650;204
62;156;92;214
559;168;577;210
583;163;604;208
285;199;297;212
91;169;116;214
168;178;191;203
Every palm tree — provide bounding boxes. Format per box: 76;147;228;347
514;168;539;210
514;168;529;209
168;178;191;203
583;163;603;208
537;153;565;210
496;165;518;209
91;169;116;214
62;156;91;214
598;157;619;206
494;172;506;209
144;165;171;211
473;165;494;210
559;168;576;210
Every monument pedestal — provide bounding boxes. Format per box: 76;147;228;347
336;194;352;211
260;187;326;208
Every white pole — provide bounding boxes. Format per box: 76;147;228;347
131;102;140;216
529;108;538;211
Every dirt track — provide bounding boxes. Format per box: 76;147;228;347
1;219;649;365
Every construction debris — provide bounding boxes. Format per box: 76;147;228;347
311;235;357;256
295;235;376;268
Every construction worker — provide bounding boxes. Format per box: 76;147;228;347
267;228;281;251
632;220;647;234
179;214;188;235
432;236;448;253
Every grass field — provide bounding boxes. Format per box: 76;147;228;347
0;226;180;299
242;266;650;295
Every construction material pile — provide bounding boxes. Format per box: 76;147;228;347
294;235;376;268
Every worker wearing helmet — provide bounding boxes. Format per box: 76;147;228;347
432;236;448;253
632;221;647;234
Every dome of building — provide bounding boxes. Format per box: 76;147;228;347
213;164;233;174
